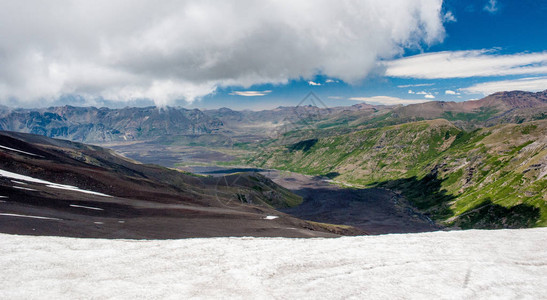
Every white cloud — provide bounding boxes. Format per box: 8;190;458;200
461;77;547;95
397;83;434;88
230;90;272;97
443;11;457;22
308;81;321;86
385;50;547;79
445;90;460;95
348;96;433;105
325;79;339;83
409;90;435;98
0;0;445;107
483;0;499;14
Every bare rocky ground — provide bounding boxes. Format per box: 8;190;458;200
267;170;441;234
186;166;441;234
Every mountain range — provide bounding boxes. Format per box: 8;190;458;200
1;90;545;145
0;106;223;143
0;89;546;233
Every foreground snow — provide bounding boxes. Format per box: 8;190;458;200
1;229;546;299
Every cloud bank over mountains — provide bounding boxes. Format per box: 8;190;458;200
349;96;432;105
385;50;547;79
0;0;445;107
462;76;547;95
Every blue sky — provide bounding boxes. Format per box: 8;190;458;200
0;0;546;110
190;0;547;110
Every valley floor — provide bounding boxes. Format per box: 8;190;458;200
267;170;441;234
1;228;546;299
186;166;440;234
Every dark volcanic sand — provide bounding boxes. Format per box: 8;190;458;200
184;167;442;235
268;171;441;234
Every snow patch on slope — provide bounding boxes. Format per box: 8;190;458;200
0;213;62;221
0;145;43;157
69;204;104;211
0;228;545;299
11;180;27;185
13;186;37;191
0;168;112;197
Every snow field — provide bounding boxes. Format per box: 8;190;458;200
0;228;545;299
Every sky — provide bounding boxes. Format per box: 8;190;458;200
0;0;546;110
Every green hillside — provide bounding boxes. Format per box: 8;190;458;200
250;119;547;228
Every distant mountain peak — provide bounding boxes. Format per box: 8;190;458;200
477;89;547;109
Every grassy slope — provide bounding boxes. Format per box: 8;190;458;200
250;119;547;228
211;172;303;209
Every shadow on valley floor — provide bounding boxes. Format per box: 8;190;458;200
374;175;541;229
322;172;340;179
287;138;318;153
375;174;455;221
454;199;541;229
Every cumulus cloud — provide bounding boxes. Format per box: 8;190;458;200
348;96;433;105
443;11;457;22
384;50;547;79
230;90;272;97
325;79;339;83
445;90;460;95
409;90;435;98
461;77;547;95
483;0;499;14
308;81;321;86
0;0;445;107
